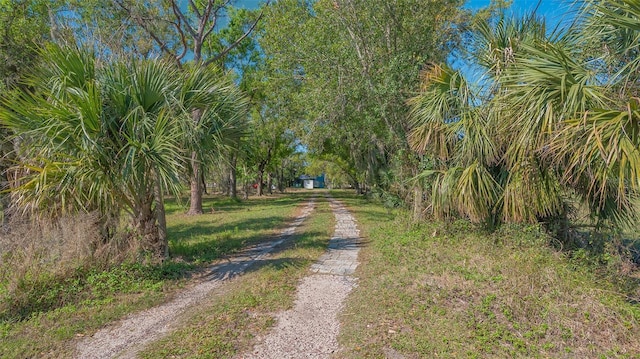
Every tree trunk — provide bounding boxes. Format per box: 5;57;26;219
413;186;423;221
277;168;285;192
188;108;204;215
48;5;59;42
229;155;237;199
257;170;264;196
133;192;162;258
154;174;168;258
267;173;273;195
188;150;203;214
243;179;249;200
223;170;230;196
201;171;207;195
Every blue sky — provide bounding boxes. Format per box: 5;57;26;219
466;0;576;27
235;0;575;26
466;0;566;13
234;0;263;9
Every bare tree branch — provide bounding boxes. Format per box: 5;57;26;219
198;0;215;42
204;5;267;66
188;0;201;18
202;0;235;42
173;17;189;61
170;0;197;38
113;0;180;66
113;0;270;67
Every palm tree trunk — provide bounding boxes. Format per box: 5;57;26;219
154;173;168;258
188;150;203;214
133;192;162;257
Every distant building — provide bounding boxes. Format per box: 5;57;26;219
296;174;325;189
313;174;325;188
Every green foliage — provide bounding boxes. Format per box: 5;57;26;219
0;0;56;90
408;4;640;233
0;44;248;256
260;0;469;195
0;261;183;322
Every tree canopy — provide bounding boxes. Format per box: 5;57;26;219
2;0;639;258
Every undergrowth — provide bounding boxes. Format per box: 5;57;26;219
0;193;305;358
334;190;640;358
0;213;194;323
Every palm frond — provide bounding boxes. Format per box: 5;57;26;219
552;99;640;213
407;63;473;159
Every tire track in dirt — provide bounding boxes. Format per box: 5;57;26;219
75;198;316;359
239;196;361;359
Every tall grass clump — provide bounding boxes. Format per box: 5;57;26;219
0;212;147;321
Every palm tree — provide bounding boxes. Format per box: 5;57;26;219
178;64;248;213
547;0;640;225
409;1;640;232
408;15;550;226
0;45;185;257
499;0;640;227
0;44;247;257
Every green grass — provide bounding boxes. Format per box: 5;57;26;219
0;193;309;358
333;190;640;358
3;190;639;358
139;195;334;358
166;194;306;263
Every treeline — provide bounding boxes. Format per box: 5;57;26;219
260;0;640;243
1;0;639;259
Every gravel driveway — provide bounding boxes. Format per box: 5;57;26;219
76;195;361;359
239;196;362;358
75;199;317;359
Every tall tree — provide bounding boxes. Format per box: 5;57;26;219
259;0;468;202
71;0;265;213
